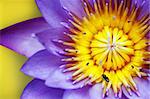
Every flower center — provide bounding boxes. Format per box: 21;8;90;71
58;0;149;97
90;26;134;71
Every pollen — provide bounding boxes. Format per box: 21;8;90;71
60;0;149;97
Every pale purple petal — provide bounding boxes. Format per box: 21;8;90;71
89;84;103;99
104;89;128;99
21;79;64;99
63;87;90;99
60;0;85;18
0;17;50;57
89;84;127;99
35;0;68;28
21;50;62;80
123;77;150;99
36;28;68;56
45;68;86;89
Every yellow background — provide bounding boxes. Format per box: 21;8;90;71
0;0;42;98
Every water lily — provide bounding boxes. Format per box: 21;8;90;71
1;0;150;99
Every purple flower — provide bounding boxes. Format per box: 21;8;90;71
1;0;150;99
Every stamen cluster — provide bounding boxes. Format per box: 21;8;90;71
56;0;149;97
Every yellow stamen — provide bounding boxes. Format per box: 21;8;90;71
60;0;149;97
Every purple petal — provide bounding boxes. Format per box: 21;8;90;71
140;0;150;14
21;79;64;99
0;17;50;57
89;84;125;99
123;77;150;99
21;50;62;80
132;0;149;18
35;0;68;28
60;0;85;18
36;28;68;56
45;68;86;89
63;87;90;99
133;0;149;10
104;89;127;99
89;84;103;99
